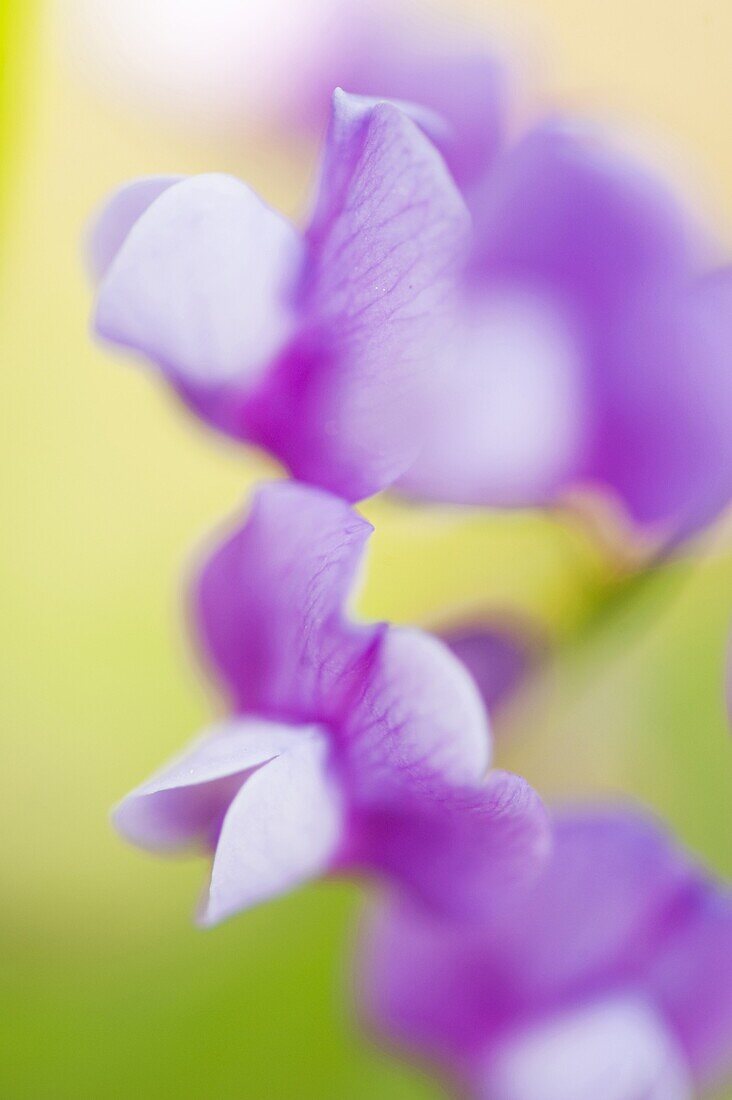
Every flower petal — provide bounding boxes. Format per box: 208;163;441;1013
644;881;732;1085
342;626;491;792
588;267;732;536
458;120;732;535
193;481;379;720
344;46;505;192
360;770;550;923
300;6;506;191
360;807;723;1077
200;729;343;924
396;289;586;506
113;717;313;851
94;173;303;393
87;175;182;281
359;895;488;1067
470;118;695;316
399;120;708;511
310;90;454;170
248;89;471;501
480;996;693;1100
486;809;700;1006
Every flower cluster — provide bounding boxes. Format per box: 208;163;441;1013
90;38;732;1100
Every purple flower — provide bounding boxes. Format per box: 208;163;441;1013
90;90;469;503
113;482;548;925
361;807;732;1099
309;26;732;541
91;76;732;538
394;117;732;542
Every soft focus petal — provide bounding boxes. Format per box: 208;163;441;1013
310;90;454;175
194;481;378;720
87;175;182;281
480;996;693;1100
470;118;695;315
361;770;550;922
397;289;586;506
113;717;312;851
95;173;303;394
342;626;491;794
248;89;471;501
200;728;343;924
589;268;732;535
469;809;702;1014
360;808;721;1071
460;120;732;535
645;882;732;1085
399;120;710;512
360;896;488;1066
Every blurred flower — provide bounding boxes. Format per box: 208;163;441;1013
91;90;469;502
361;807;732;1100
394;117;732;544
114;482;548;925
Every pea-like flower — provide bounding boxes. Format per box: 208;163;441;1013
317;37;732;542
92;75;732;541
113;482;548;925
90;90;470;503
361;807;732;1100
395;118;732;544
